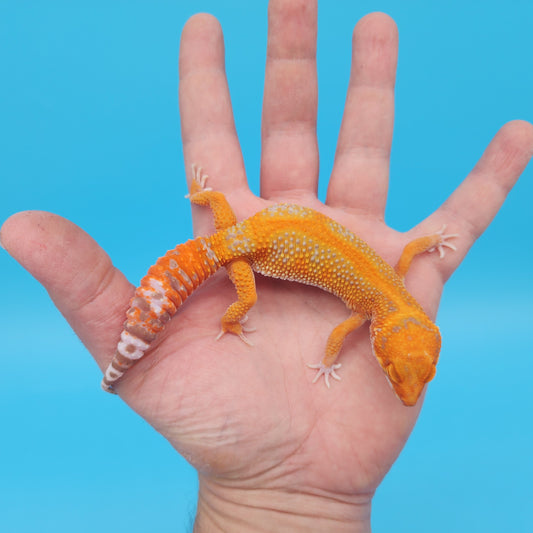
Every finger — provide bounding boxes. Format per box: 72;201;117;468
179;14;247;210
260;0;319;200
327;12;398;215
420;120;533;279
0;211;133;370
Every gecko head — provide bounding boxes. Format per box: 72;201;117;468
370;315;441;406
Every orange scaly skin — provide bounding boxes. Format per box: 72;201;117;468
102;166;458;406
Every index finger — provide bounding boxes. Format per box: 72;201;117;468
179;15;247;204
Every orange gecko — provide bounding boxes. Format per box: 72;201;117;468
102;165;458;405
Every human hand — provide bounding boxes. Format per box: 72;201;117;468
2;1;532;530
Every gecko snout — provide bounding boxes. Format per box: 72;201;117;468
385;353;437;406
371;315;441;406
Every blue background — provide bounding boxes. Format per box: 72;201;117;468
1;1;532;531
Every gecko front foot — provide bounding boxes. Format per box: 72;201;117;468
428;224;459;259
307;362;342;388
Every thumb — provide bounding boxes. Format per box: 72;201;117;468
1;210;133;370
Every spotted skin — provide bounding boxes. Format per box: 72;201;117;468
102;166;458;405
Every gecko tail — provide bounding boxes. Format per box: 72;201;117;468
101;236;221;392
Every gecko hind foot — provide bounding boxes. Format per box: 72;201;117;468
308;362;342;388
215;322;255;346
185;164;213;198
428;224;459;259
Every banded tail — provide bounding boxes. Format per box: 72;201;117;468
101;237;221;392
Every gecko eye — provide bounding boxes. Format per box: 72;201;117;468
386;363;401;384
424;362;437;382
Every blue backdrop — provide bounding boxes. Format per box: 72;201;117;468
1;1;532;532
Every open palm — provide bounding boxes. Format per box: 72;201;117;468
2;1;532;529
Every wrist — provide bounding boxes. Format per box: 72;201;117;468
193;477;372;532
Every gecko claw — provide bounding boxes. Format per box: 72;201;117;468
308;362;342;388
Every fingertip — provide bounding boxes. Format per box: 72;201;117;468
181;12;222;41
353;12;399;44
0;211;18;252
0;211;104;289
497;119;533;158
1;210;54;259
179;13;225;85
1;209;27;247
475;119;533;192
179;13;224;75
350;11;398;88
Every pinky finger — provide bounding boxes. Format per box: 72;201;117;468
421;120;533;278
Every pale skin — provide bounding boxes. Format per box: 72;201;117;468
2;1;533;531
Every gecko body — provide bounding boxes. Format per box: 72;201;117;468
102;166;457;405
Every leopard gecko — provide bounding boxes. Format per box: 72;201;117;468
102;165;457;406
